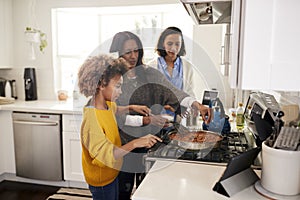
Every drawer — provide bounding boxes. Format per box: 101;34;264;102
63;114;82;132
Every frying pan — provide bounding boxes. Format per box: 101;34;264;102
167;128;223;150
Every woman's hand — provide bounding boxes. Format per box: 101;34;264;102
130;105;151;116
133;134;162;148
192;101;212;124
164;105;175;113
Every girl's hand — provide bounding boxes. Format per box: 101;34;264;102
133;134;162;148
130;105;151;116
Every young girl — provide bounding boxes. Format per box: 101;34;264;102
77;54;161;200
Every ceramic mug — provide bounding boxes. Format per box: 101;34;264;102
261;141;300;196
57;90;68;101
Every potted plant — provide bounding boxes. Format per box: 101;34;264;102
25;27;48;53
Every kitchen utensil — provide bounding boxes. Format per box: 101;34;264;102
168;129;223;150
273;126;300;151
184;108;201;129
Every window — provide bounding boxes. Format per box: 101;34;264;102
52;4;194;95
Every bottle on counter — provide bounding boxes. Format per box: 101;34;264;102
236;102;245;131
5;80;11;98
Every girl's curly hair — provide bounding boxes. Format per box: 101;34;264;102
78;54;129;97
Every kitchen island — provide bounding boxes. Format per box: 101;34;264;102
132;160;265;200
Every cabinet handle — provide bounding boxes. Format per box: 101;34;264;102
220;45;225;65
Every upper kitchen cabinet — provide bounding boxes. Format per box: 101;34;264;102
234;0;300;91
0;0;13;69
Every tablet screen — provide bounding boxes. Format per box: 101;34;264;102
202;90;218;105
220;147;261;181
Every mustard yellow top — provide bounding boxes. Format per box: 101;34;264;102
81;101;122;186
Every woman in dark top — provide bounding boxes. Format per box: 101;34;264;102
109;31;211;200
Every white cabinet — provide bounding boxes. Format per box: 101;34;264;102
62;114;85;182
0;110;15;175
0;0;13;69
232;0;300;91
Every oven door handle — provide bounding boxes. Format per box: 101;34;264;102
13;120;58;126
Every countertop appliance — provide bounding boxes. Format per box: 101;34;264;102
145;124;259;172
24;67;37;101
180;0;232;25
180;0;233;82
0;78;7;97
12;112;63;181
244;91;284;146
0;78;13;98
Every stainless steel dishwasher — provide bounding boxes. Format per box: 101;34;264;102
12;112;63;181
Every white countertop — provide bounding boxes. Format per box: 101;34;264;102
132;160;266;200
0;99;84;114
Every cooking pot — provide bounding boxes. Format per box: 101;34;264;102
167;129;223;150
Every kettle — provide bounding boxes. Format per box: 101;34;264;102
0;78;17;99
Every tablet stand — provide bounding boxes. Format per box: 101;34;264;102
213;167;259;197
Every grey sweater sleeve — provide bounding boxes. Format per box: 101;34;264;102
145;67;189;103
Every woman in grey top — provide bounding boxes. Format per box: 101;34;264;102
109;31;211;200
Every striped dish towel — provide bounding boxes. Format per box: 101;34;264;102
47;187;92;200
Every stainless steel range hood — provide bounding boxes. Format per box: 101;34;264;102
181;0;232;25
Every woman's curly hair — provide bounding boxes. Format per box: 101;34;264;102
78;54;129;97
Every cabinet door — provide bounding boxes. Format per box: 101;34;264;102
0;0;13;68
62;114;84;182
269;0;300;91
238;0;274;90
0;110;15;174
237;0;300;91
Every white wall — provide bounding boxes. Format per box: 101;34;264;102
2;0;178;100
